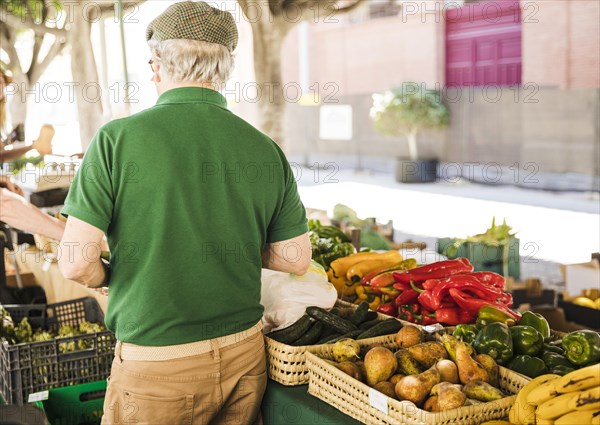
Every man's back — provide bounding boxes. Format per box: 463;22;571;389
63;87;307;346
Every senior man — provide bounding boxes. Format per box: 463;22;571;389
58;2;311;424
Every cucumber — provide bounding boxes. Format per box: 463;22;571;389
350;302;370;326
359;318;381;331
357;318;402;340
321;329;363;344
364;311;378;322
306;307;357;334
316;333;342;345
291;321;325;346
266;315;314;344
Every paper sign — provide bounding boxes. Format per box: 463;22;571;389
28;390;49;403
564;261;600;297
42;258;52;272
369;388;389;415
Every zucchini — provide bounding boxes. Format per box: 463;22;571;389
350;302;370;326
291;321;325;346
266;315;314;344
359;318;381;331
321;329;363;344
357;318;402;340
306;307;357;334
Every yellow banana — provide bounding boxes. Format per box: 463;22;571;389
479;422;512;425
510;374;560;424
572;296;597;309
528;365;600;405
555;409;600;425
537;386;600;420
534;416;554;425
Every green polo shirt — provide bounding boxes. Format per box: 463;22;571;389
62;87;308;346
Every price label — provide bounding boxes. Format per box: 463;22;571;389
28;390;49;403
368;388;389;415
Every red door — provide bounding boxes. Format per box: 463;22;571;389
446;1;522;86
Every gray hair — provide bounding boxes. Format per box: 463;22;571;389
148;39;234;86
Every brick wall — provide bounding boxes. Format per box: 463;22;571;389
523;0;600;88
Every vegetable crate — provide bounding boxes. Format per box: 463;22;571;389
306;350;530;425
33;380;106;425
266;300;415;386
437;237;520;281
0;298;115;405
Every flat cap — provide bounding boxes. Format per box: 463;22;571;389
146;1;238;52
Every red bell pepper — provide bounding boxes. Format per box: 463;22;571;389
430;307;475;325
398;304;421;323
417;291;437;311
471;271;505;290
448;288;521;320
392;258;474;284
431;275;502;309
377;302;396;317
422;278;441;291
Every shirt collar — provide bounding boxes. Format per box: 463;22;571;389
156;87;228;109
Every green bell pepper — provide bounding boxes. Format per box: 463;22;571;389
542;351;574;369
507;355;548;378
510;325;544;357
518;311;551;339
543;343;565;355
549;364;576;376
476;305;518;329
562;330;600;366
453;324;479;344
473;322;514;365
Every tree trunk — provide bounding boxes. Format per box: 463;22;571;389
67;8;103;151
250;19;295;149
407;131;418;161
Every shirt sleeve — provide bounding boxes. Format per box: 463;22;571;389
267;159;308;243
61;130;114;233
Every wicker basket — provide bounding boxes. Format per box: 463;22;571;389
266;300;412;386
307;349;530;425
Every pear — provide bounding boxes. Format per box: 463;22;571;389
474;354;499;387
455;341;489;385
336;361;362;381
364;347;398;386
395;366;441;406
332;338;360;362
374;381;397;399
463;380;505;402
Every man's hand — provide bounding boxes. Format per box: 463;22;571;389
0;174;24;196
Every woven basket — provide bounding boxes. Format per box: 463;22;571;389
307;349;530;425
266;300;411;386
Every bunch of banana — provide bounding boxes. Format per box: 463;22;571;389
509;364;600;424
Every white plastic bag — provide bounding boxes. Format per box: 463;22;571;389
260;260;337;334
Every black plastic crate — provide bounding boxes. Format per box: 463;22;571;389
0;298;115;405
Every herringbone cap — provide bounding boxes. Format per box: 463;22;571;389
146;1;238;52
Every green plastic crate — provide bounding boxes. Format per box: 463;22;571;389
437;237;521;280
33;380;106;425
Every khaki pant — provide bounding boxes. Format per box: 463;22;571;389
101;331;267;425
